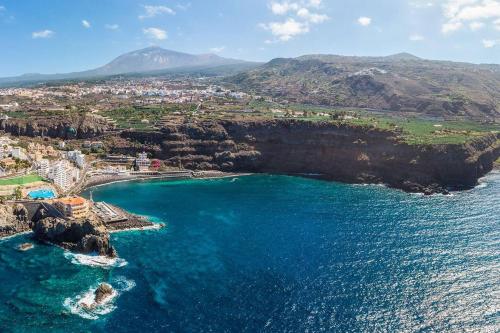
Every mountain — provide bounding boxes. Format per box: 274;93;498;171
227;53;500;121
89;47;248;76
0;47;255;86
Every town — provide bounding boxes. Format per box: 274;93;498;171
0;131;193;236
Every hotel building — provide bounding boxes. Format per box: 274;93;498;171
54;197;90;219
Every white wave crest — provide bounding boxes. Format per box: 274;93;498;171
63;286;118;320
113;276;136;292
64;252;128;268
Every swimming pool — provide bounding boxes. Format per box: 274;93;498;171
28;189;56;200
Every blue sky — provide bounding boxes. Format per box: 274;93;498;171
0;0;499;76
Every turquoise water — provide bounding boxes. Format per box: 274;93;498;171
0;173;499;332
28;189;56;200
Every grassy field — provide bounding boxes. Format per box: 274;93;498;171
103;105;196;129
0;174;44;186
248;101;499;145
102;100;499;145
344;116;499;145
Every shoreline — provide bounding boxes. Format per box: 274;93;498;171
77;170;252;194
3;169;497;242
0;171;253;242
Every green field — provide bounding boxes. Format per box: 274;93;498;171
248;101;500;145
104;105;197;129
0;174;44;186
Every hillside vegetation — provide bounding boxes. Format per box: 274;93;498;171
227;53;500;121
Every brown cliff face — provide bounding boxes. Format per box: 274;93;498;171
0;114;111;139
120;120;500;193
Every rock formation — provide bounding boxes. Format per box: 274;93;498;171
94;283;114;304
0;205;31;237
0;113;111;139
32;217;117;257
118;119;500;194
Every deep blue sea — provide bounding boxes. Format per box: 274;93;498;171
1;173;499;332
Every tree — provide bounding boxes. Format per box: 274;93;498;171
14;187;22;200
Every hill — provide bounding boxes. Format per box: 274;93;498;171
227;53;500;121
0;47;255;86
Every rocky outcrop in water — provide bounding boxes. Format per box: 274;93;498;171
94;283;114;304
32;217;117;257
118;120;500;194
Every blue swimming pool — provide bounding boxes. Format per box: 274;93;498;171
28;189;56;200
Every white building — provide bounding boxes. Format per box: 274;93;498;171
47;160;79;190
135;152;151;171
11;147;28;160
67;150;86;169
36;159;50;177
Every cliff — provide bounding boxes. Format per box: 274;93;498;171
32;216;117;257
0;204;31;237
119;120;500;194
0;113;111;139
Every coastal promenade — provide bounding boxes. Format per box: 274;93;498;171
70;170;194;195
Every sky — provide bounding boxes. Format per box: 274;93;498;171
0;0;499;77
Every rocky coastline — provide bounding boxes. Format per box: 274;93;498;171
32;216;117;257
1;117;499;195
116;120;500;195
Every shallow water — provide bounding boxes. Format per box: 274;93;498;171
0;173;499;332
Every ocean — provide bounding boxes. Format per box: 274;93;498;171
0;173;498;332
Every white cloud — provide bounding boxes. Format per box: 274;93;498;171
0;5;5;11
409;1;435;8
469;21;485;29
441;0;500;34
210;46;226;53
260;18;309;41
358;16;372;26
409;33;425;41
297;8;329;23
176;3;191;11
139;5;175;19
32;30;54;39
482;38;498;47
105;24;120;30
270;1;299;15
82;19;91;28
494;17;500;29
308;0;322;7
442;20;463;33
143;27;167;40
262;0;329;42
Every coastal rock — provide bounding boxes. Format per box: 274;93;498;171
32;217;117;257
118;120;500;194
0;204;31;237
94;283;114;304
17;243;34;251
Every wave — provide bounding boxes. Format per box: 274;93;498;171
63;277;136;320
63;252;128;268
63;286;118;320
108;222;165;234
112;276;136;292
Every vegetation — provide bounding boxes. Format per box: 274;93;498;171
103;104;197;129
0;174;44;186
246;100;499;144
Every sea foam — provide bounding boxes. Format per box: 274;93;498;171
64;252;128;268
63;277;136;320
63;286;118;320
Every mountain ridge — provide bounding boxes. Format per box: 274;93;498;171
0;47;254;86
226;53;500;120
